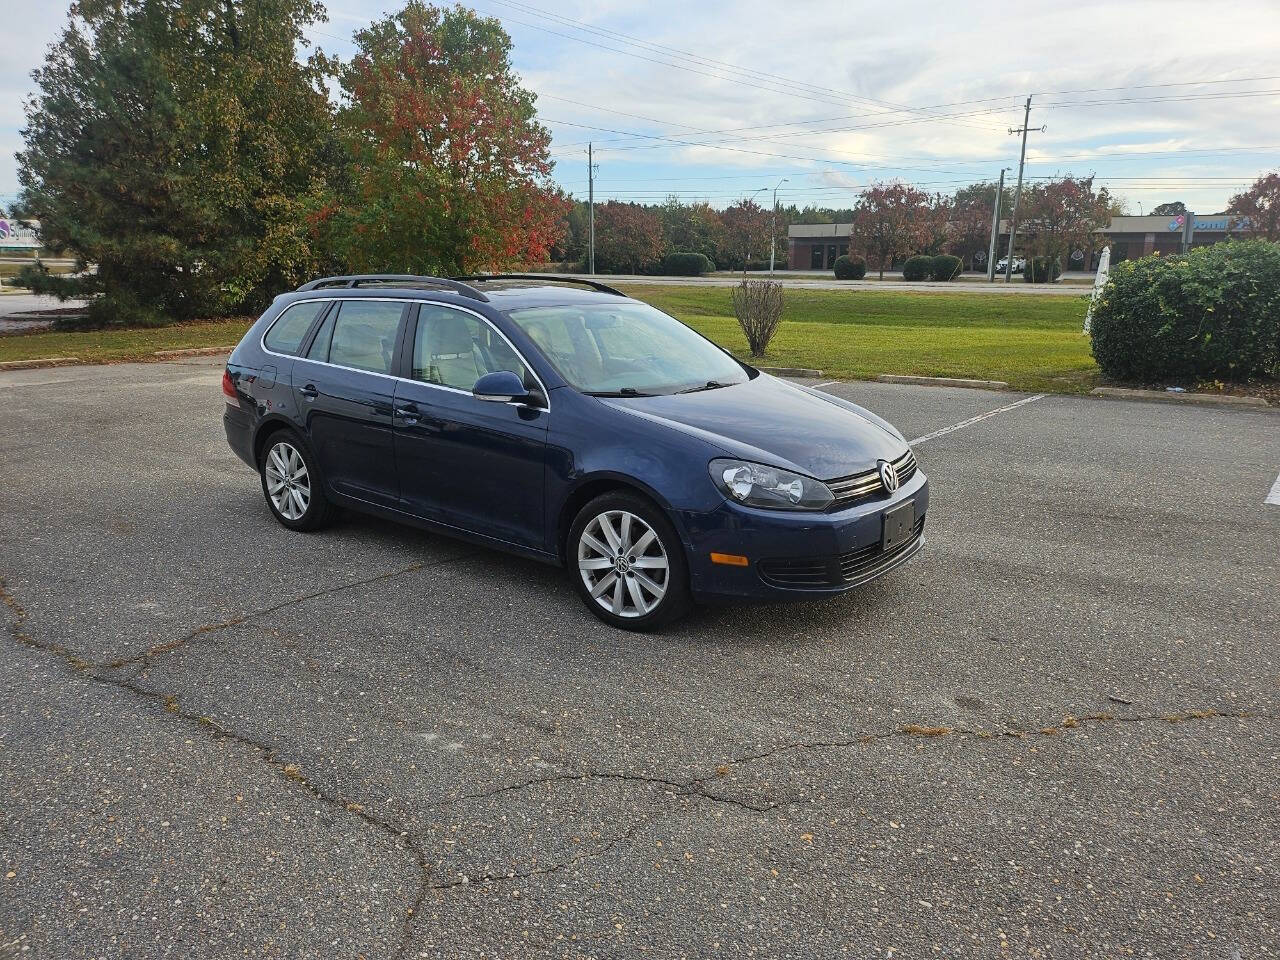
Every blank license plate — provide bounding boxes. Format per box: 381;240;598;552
882;500;915;551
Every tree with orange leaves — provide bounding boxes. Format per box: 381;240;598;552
322;2;566;274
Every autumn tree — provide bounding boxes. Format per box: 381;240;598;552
1018;176;1113;271
853;182;932;279
592;201;663;273
717;199;772;272
947;182;1010;271
1152;201;1187;217
17;0;340;326
321;2;565;274
1227;171;1280;240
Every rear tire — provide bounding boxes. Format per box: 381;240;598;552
567;492;690;630
258;430;333;532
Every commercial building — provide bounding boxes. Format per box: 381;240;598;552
0;218;45;256
787;213;1253;271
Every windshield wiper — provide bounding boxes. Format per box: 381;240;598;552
584;387;655;397
676;380;731;394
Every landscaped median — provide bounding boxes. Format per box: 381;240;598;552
0;287;1097;394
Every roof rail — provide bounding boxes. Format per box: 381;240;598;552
451;274;626;297
296;274;489;302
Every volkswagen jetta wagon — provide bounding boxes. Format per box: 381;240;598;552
223;274;928;629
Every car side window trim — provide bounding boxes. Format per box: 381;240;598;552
260;296;546;407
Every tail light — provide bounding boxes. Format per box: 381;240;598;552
222;369;238;405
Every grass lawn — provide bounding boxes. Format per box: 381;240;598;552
0;318;253;365
629;285;1097;393
0;286;1098;393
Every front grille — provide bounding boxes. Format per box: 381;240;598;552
757;514;926;590
827;448;917;507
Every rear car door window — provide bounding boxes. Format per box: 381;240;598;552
326;301;404;374
264;300;327;355
412;305;527;391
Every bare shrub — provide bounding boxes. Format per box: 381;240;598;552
731;279;784;357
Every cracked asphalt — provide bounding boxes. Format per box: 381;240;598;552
1;358;1277;959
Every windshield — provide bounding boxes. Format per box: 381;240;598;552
504;301;750;396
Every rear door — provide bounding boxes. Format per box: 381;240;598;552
392;302;549;550
291;299;408;508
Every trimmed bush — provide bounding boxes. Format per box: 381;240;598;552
930;254;962;281
902;255;933;281
662;251;714;276
1089;240;1280;383
1023;256;1062;283
833;255;866;280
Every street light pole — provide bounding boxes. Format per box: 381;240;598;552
987;167;1007;282
769;177;788;274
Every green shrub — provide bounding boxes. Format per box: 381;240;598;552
1023;256;1061;283
662;251;714;276
902;255;933;281
1089;240;1280;382
930;254;962;281
833;255;866;280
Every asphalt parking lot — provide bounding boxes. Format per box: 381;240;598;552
1;358;1277;959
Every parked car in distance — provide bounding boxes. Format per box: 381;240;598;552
223;275;928;630
995;256;1026;274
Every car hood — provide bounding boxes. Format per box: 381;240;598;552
602;375;907;480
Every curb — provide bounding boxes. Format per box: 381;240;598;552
878;374;1009;390
1090;387;1269;408
153;347;233;358
0;356;78;371
757;365;822;377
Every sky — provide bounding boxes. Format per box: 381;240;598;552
2;0;1279;217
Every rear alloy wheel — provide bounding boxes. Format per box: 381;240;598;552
569;493;690;630
259;432;332;531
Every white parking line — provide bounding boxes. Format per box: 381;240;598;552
909;394;1046;446
812;379;841;389
1266;472;1280;506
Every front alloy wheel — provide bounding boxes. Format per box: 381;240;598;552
569;493;690;630
578;510;670;618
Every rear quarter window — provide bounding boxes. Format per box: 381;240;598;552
263;301;327;355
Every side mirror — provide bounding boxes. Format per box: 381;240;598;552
472;370;533;404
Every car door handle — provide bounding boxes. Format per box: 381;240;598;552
299;383;319;400
394;402;420;425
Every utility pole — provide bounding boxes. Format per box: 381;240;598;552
587;142;596;276
986;167;1007;282
769;177;788;274
1004;96;1043;282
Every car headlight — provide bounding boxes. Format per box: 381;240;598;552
709;458;834;511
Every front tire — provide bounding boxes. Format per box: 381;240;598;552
568;492;690;630
259;431;333;531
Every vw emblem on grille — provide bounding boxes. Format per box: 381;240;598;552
878;459;900;492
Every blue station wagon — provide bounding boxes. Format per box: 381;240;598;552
223;275;928;629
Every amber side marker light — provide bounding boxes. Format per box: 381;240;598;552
710;552;749;567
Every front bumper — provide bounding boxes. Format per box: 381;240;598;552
678;470;929;601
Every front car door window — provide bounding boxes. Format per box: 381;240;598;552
413;304;529;391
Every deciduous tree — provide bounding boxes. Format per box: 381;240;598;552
1227;171;1280;241
1152;201;1187;217
1018;176;1113;273
717;199;771;272
17;0;341;325
321;2;566;275
592;201;663;274
947;182;1009;271
852;182;931;279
